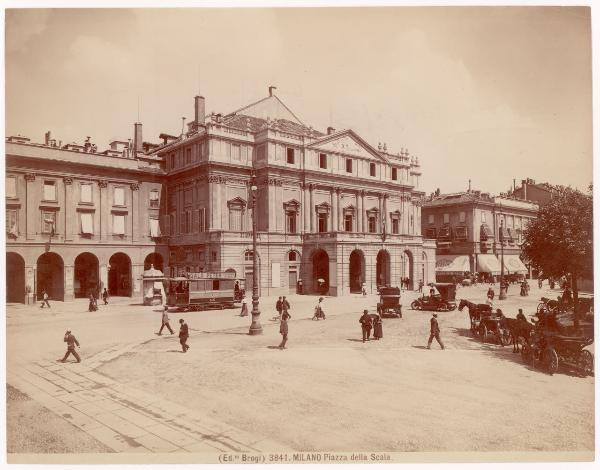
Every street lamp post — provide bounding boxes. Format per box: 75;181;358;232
499;219;507;300
248;182;263;335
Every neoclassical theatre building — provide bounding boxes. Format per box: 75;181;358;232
5;88;435;302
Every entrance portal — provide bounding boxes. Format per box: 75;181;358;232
37;252;64;301
144;252;164;272
6;252;25;303
108;252;132;296
376;250;391;287
74;252;99;298
349;250;365;293
403;250;414;289
312;249;329;294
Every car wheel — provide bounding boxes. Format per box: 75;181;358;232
578;349;594;377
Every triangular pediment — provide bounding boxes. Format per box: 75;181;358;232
227;197;247;208
309;130;388;162
232;95;304;125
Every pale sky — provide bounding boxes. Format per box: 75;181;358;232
5;7;592;195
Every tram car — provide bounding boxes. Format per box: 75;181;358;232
164;271;239;311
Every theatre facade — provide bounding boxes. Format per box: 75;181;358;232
5;89;436;302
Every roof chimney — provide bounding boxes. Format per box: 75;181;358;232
45;131;51;146
269;85;277;97
194;96;205;125
133;122;143;156
327;126;336;135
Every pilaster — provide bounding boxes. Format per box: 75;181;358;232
25;173;36;240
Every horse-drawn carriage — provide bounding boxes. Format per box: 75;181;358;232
411;283;457;312
376;287;402;318
458;299;512;345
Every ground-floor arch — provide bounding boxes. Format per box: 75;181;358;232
403;250;414;289
74;252;99;298
144;252;164;272
108;252;132;297
37;252;64;301
349;249;365;293
312;249;330;294
7;252;25;303
376;250;391;287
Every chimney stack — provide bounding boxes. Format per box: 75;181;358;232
269;85;277;97
194;95;205;125
133;122;143;156
45;131;51;146
327;126;336;135
521;179;528;200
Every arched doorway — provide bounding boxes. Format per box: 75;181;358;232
74;252;99;298
403;250;414;289
422;252;427;285
312;249;329;294
376;250;391;287
349;250;365;293
144;252;164;272
6;252;25;303
37;252;64;301
108;252;131;297
287;250;301;294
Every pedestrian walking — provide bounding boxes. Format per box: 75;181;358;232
282;296;290;314
373;314;383;340
418;279;424;293
40;290;51;308
275;296;283;320
359;309;373;343
239;296;248;316
313;297;326;320
427;313;445;350
538;278;543;289
178;319;190;352
102;288;109;305
361;282;367;296
88;293;98;312
406;277;411;290
487;287;494;301
158;306;174;335
58;330;81;363
279;311;291;349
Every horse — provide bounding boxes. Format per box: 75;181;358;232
458;299;492;333
501;316;534;353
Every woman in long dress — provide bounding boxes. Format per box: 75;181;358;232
240;296;248;317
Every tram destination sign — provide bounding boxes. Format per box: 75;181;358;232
185;272;236;280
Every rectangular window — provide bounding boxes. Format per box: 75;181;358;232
286;147;295;164
113;214;125;235
186;211;192;233
80;213;93;235
42;211;56;234
346;158;353;173
229;209;242;231
6;209;18;235
186;148;192;164
459;211;466;223
370;163;376;177
319;153;327;169
428;214;434;224
286;212;297;233
318;214;327;233
80;183;92;203
211;251;217;262
199;208;206;232
150;189;159;207
184;189;192;206
232;144;241;160
344;214;353;232
454;226;467;240
6;176;17;198
391;168;397;181
392;219;399;234
43;181;56;201
481;211;486;223
443;213;449;224
114;187;125;206
368;216;376;233
149;217;160;237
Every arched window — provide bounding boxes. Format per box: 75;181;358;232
288;251;300;262
244;250;254;262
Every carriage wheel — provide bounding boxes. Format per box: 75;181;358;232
577;350;594;377
543;348;559;375
536;303;545;313
448;304;457;311
411;301;419;310
479;324;487;343
500;329;512;346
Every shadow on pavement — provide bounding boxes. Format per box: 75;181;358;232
411;346;429;350
267;346;282;350
166;350;184;353
201;330;249;336
346;339;365;343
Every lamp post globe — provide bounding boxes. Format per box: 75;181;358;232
248;182;263;335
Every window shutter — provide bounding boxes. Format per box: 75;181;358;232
161;214;170;236
193;209;199;232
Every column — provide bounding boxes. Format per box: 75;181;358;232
331;187;338;233
303;184;310;233
337;189;342;231
383;193;389;234
64;264;74;301
299;184;304;233
25;265;35;304
99;180;108;241
309;184;315;232
357;190;363;233
25;173;36;240
131;182;140;243
378;193;383;233
360;190;366;233
132;264;144;297
64;177;74;241
268;179;276;232
100;264;108;294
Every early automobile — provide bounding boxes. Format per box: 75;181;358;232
411;283;457;312
376;286;402;318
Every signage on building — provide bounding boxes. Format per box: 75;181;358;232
185;272;236;280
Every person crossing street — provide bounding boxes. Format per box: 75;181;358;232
427;313;445;350
179;319;190;352
359;309;373;343
158;306;174;335
58;330;81;363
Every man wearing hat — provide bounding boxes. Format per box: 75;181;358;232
59;330;81;363
179;318;190;352
427;313;445;350
359;309;373;343
158;305;174;335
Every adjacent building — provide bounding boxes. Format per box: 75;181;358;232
6;88;436;303
421;190;539;282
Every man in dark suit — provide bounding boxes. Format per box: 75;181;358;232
359;309;373;343
179;319;189;352
427;313;445;350
59;330;81;363
279;311;291;349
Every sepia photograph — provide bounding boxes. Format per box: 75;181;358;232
3;3;596;465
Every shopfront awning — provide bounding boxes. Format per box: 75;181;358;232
503;254;528;274
435;255;470;274
477;254;501;275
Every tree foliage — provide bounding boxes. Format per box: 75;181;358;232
522;185;593;281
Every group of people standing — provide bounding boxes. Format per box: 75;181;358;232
359;310;383;343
